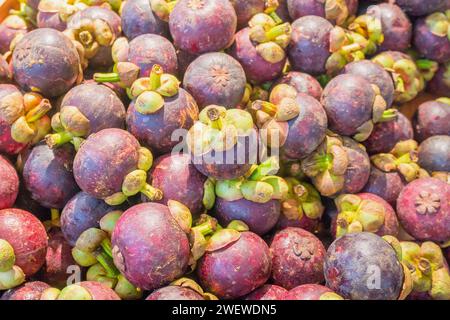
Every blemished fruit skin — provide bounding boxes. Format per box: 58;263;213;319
183;52;247;109
288;16;333;75
0;208;48;276
73;129;140;199
22;143;80;209
414;16;450;63
197;231;272;299
245;284;288;300
395;0;450;16
415;102;450;142
121;0;169;40
1;281;50;300
230;27;286;84
284;284;339;300
0;155;19;210
324;232;404;300
364;112;413;155
214;198;281;236
362;166;406;206
128;34;178;77
396;178;450;243
270;227;326;290
112;203;190;291
12;28;80;97
126;88;198;154
146;286;205;300
61;192;115;246
418;135;450;173
149;153;207;216
77;281;121;300
272;71;323;101
169;0;237;55
287;0;359;24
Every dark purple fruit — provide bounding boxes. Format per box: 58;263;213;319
362;165;406;206
394;0;450;17
427;63;450;97
0;15;28;54
0;155;19;210
324;232;404;300
183;52;247;109
12;28;80;97
414;99;450;142
36;0;76;31
284;284;343;300
245;284;287;300
272;71;322;101
418;135;450;173
169;0;237;55
230;0;266;29
414;12;450;63
287;0;358;25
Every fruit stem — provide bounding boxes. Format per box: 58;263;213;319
416;59;437;70
206;107;224;130
25;99;52;123
93;72;120;83
265;23;290;41
100;238;113;258
140;183;163;201
192;219;217;237
379;108;398;122
96;252;120;278
149;65;163;91
249;157;279;181
45;131;73;148
251;100;278;117
269;12;283;25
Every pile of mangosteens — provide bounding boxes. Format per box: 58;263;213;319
0;0;449;301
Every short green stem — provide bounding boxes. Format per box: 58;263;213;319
141;183;163;201
269;12;283;25
379;108;398;122
93;72;121;83
101;238;113;258
25;99;52;123
46;131;74;148
265;23;289;42
96;252;120;278
149;65;163;91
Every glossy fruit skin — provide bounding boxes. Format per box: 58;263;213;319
287;0;358;23
169;0;237;55
367;3;412;53
61;191;115;246
12;28;80;97
183;52;247;109
230;27;286;84
0;15;28;54
197;231;272;299
276;212;319;233
245;284;288;300
394;0;450;16
288;16;333;75
343;60;395;108
321;74;375;137
272;71;323;101
23;143;80;209
0;208;48;276
121;0;169;39
61;83;126;135
427;63;450;97
78;281;121;300
128;34;178;77
126;88;198;154
146;286;204;300
39;229;77;288
396;178;450;243
1;281;50;300
68;6;122;69
418;135;450;173
283;93;328;160
214;198;281;236
414;101;450;142
341;137;371;194
270;227;326;290
73;129;140;199
414;16;450;63
284;284;337;300
363;113;413;155
324;232;404;300
149;154;207;217
0;155;19;210
230;0;266;29
362;166;405;206
112;203;190;290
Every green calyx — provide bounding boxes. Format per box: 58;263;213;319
301;136;349;197
0;239;15;272
0;239;25;290
334;194;386;238
281;178;324;221
40;288;62;300
425;11;450;40
94;62;140;88
99;211;122;235
46;106;90;148
416;59;439;81
149;0;178;22
319;291;344;300
171;277;218;300
189;215;219;264
400;241;450;300
348;14;384;55
57;284;93;300
9;2;36;26
202;178;216;210
325;0;353;26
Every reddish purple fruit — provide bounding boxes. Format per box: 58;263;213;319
146;286;205;300
169;0;237;55
414;99;450;142
270;227;326;290
324;232;404;300
395;0;450;17
112;203;190;290
397;178;450;243
287;0;358;25
0;15;28;54
121;0;169;39
284;284;343;300
1;281;50;300
230;0;266;29
0;155;19;210
57;281;121;300
245;284;287;300
427;63;450;97
197;231;271;299
61;191;116;246
0;55;11;83
149;154;207;216
23;143;80;209
0;208;48;276
183;53;247;109
12;28;80;97
340;137;371;194
418;135;450;173
272;71;323;101
362;166;406;206
36;0;72;31
414;12;450;63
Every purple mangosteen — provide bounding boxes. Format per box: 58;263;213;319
284;284;343;300
0;155;19;210
414;98;450;142
245;284;288;300
418;135;450;173
287;0;358;25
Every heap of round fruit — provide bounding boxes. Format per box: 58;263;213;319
0;0;449;300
